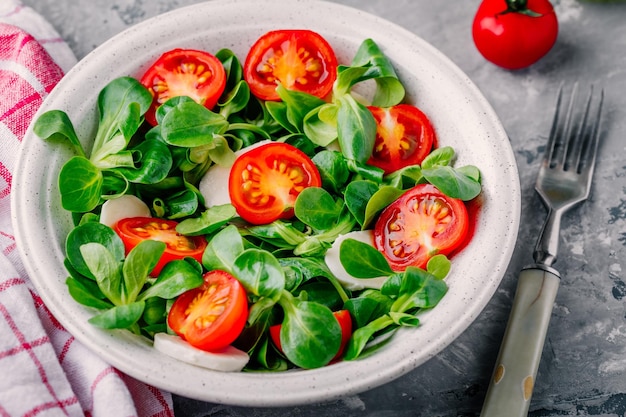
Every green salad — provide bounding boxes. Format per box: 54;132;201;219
33;29;481;371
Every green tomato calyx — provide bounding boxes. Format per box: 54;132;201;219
499;0;543;17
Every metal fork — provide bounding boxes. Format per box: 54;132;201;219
480;84;604;417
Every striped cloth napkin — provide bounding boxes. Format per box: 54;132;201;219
0;1;174;416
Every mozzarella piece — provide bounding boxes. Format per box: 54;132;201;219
198;162;231;207
198;140;271;208
324;230;388;291
153;333;249;372
99;194;151;227
325;139;341;153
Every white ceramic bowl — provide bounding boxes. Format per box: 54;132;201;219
12;0;520;406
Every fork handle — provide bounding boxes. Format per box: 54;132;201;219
480;266;560;417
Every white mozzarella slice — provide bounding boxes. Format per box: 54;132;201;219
198;162;231;207
324;230;388;291
324;139;341;153
153;333;249;372
99;194;151;227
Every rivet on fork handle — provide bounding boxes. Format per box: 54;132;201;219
480;84;603;417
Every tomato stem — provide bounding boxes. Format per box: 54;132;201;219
498;0;543;17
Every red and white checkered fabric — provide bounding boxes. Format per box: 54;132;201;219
0;2;174;416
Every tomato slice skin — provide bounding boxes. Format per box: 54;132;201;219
168;270;248;352
140;48;226;125
228;142;321;225
243;29;338;101
374;184;469;271
114;217;207;276
367;104;435;174
270;309;352;363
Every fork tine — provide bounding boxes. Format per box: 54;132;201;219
544;84;564;166
568;84;594;172
580;87;604;177
558;82;579;169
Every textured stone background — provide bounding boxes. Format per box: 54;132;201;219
23;0;626;415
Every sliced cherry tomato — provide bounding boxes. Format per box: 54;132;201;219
114;217;207;277
374;184;469;271
140;48;226;125
270;310;352;363
168;270;248;352
472;0;558;70
228;142;321;225
366;104;435;174
243;29;338;101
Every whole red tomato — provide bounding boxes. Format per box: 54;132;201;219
472;0;558;70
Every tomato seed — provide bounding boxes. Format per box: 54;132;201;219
288;169;304;183
183;62;196;74
388;222;401;232
436;207;450;220
260;63;273;74
305;60;320;73
153;82;168;93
